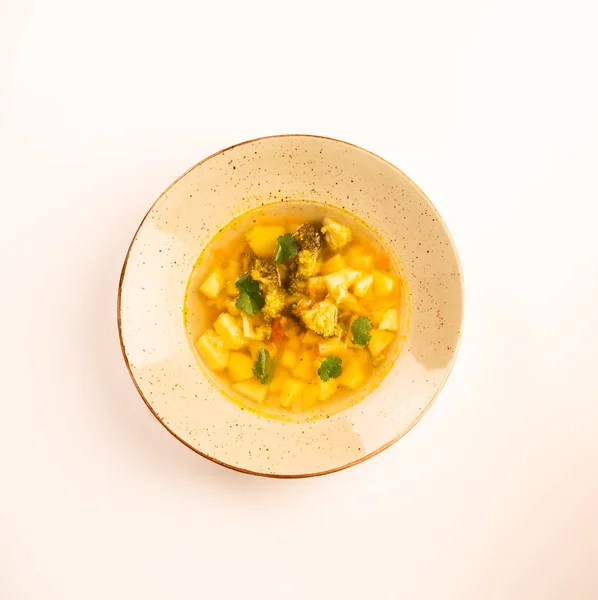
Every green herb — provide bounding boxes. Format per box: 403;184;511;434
350;316;372;346
318;355;343;382
253;348;275;384
274;233;299;263
235;273;265;315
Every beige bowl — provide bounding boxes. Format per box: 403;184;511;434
118;135;463;477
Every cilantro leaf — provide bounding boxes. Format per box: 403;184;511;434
235;273;265;316
318;355;343;382
274;233;299;263
350;316;372;346
253;348;275;384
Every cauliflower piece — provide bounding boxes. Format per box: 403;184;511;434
321;218;352;252
298;299;339;338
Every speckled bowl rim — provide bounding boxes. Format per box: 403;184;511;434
117;134;464;478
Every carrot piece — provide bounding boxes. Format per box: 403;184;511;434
272;318;285;347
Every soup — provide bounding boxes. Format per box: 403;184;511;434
184;202;410;420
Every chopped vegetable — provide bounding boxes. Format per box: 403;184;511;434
321;218;352;251
200;270;224;298
252;348;275;384
302;385;319;409
338;356;367;389
373;271;394;296
274;233;299;263
321;254;347;275
279;348;298;369
214;313;246;350
195;330;229;371
318;338;346;356
246;225;286;258
323;268;361;293
352;274;373;298
279;379;305;408
247;256;287;321
271;318;285;347
232;380;268;403
378;308;399;331
318;355;343;382
298;299;339;338
350;316;373;346
227;352;255;382
319;379;339;402
235;273;265;315
241;314;271;341
368;329;394;356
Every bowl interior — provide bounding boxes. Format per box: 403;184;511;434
119;135;463;476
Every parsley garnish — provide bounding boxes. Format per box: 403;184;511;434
253;348;275;384
235;273;265;316
318;356;343;382
273;233;299;263
350;317;372;346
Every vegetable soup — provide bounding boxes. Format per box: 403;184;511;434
184;202;410;420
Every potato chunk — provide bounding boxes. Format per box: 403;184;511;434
319;379;339;402
279;379;305;408
200;270;224;298
227;352;254;382
368;329;394;356
373;271;394;295
233;380;268;403
245;225;286;258
378;309;399;331
214;313;246;350
196;331;229;371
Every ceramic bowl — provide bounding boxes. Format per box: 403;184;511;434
118;135;463;477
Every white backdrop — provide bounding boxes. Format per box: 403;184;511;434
1;1;597;598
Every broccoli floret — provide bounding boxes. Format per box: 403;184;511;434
295;249;320;278
295;222;323;251
321;218;352;251
247;255;286;321
288;222;323;289
297;299;339;338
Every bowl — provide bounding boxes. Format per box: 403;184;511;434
118;135;463;477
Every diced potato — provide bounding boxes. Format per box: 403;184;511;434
321;254;347;275
225;281;238;296
199;270;224;298
353;274;373;298
318;338;346;356
373;271;395;296
285;335;302;352
279;348;298;369
292;350;316;381
379;309;399;331
269;366;290;393
347;253;374;271
232;380;268;404
338;358;367;390
338;292;368;316
368;329;394;356
245;225;286;258
227;352;254;382
329;285;349;304
319;379;339;402
195;331;229;371
280;379;305;408
226;300;240;316
214;312;246;350
303;385;319;409
323;268;362;293
302;330;322;348
307;277;327;298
